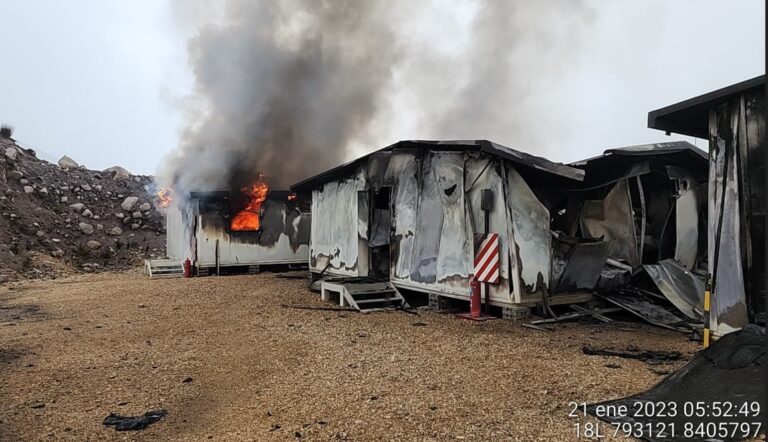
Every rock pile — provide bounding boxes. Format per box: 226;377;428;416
0;136;165;281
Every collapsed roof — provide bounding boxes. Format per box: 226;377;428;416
291;139;585;192
647;75;765;138
569;141;709;189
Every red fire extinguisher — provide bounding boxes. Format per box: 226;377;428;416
183;258;192;278
470;278;481;319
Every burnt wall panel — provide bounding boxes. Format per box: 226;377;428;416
580;180;639;266
743;91;765;320
708;100;749;335
505;165;552;297
388;153;419;280
408;154;445;283
309;170;367;276
465;156;513;303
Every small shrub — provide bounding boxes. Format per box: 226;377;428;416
0;124;14;139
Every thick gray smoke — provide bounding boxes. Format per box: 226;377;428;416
161;0;593;194
434;0;591;150
410;1;594;155
161;0;403;192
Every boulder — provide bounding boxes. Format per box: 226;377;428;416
8;170;23;180
86;240;102;250
60;196;68;203
69;203;85;211
4;147;18;161
51;249;65;258
58;155;79;169
115;212;124;219
38;187;48;195
104;166;130;180
78;222;94;235
132;211;142;219
82;209;93;218
81;184;92;191
121;196;139;211
138;202;152;211
19;178;28;184
23;186;34;194
108;226;123;236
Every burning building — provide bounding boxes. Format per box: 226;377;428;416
290;140;586;310
648;75;766;337
162;183;310;276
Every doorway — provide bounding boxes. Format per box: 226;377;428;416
369;186;392;278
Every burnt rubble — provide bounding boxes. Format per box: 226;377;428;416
0;137;165;281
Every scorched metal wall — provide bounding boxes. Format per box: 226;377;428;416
308;149;555;306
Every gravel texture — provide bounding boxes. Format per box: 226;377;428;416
0;271;700;440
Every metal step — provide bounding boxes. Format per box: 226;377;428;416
145;259;184;278
320;280;407;312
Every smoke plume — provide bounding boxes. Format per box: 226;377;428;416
426;1;594;152
161;0;593;193
161;0;404;192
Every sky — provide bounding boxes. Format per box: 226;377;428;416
0;0;764;176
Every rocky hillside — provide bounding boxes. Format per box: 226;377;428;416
0;135;165;281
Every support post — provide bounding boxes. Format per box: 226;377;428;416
215;239;220;276
481;189;493;315
703;274;712;348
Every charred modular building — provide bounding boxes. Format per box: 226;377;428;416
290;139;708;311
164;190;310;275
648;74;766;336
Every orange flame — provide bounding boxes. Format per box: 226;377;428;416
287;194;297;201
156;187;174;208
231;180;269;231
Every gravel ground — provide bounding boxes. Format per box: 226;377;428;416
0;271;699;441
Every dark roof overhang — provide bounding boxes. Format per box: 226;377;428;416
648;75;765;138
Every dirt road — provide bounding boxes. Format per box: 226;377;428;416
0;271;697;440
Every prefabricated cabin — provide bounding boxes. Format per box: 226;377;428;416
165;190;310;273
291;139;585;308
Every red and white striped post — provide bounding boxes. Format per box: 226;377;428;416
474;233;500;284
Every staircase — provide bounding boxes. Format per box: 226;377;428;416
144;259;184;278
320;280;407;312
